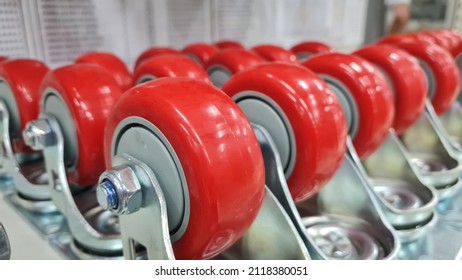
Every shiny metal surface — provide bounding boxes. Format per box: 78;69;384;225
0;222;10;260
361;131;437;234
400;101;461;195
254;124;399;260
222;187;310;260
25;114;123;256
105;154;174;260
0;100;54;206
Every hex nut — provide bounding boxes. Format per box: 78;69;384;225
98;165;142;215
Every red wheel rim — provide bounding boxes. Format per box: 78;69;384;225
214;40;244;50
135;47;180;70
222;63;347;202
354;44;427;134
181;43;219;65
392;41;460;115
105;78;264;259
40;64;123;187
251;44;297;63
302;53;395;159
0;59;49;153
76;52;133;92
134;54;210;84
290;41;333;60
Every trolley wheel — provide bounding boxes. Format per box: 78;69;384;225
354;44;427;134
104;77;264;259
214;40;244;50
302;53;395;159
251;44;297;63
204;49;264;88
222;62;348;202
75;52;133;92
135;47;181;70
181;43;218;65
290;41;333;61
392;41;460;115
0;59;49;153
134;54;210;84
39;64;123;187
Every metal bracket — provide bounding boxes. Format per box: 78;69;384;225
0;222;10;260
32;114;123;257
107;154;174;260
221;186;310;260
400;101;461;197
360;130;438;242
253;124;399;259
0;100;53;203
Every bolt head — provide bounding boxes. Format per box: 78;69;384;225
23;119;55;150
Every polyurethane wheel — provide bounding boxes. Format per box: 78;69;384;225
135;47;181;70
181;43;218;65
104;77;264;259
0;59;49;153
290;41;333;61
39;64;123;187
302;53;395;159
75;52;133;92
354;44;427;135
251;44;297;63
134;54;210;84
390;41;460;115
222;62;347;202
421;31;454;51
214;40;244;50
378;33;435;45
204;49;264;88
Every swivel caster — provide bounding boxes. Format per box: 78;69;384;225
223;62;398;259
75;52;133;92
290;41;333;61
23;64;125;259
96;77;308;260
204;49;263;88
0;59;64;235
251;44;297;63
134;54;210;85
181;43;218;66
134;47;180;70
214;40;244;50
0;223;10;260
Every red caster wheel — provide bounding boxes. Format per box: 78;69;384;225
0;57;7;63
181;43;218;65
222;62;347;202
104;78;264;259
354;44;427;135
290;41;333;61
134;54;210;84
302;53;395;159
75;52;133;92
390;41;460;115
39;64;123;187
0;59;49;153
204;49;264;88
214;40;244;50
135;47;180;70
378;33;435;45
421;30;454;51
251;44;297;63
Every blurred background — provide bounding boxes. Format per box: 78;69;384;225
0;0;460;69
